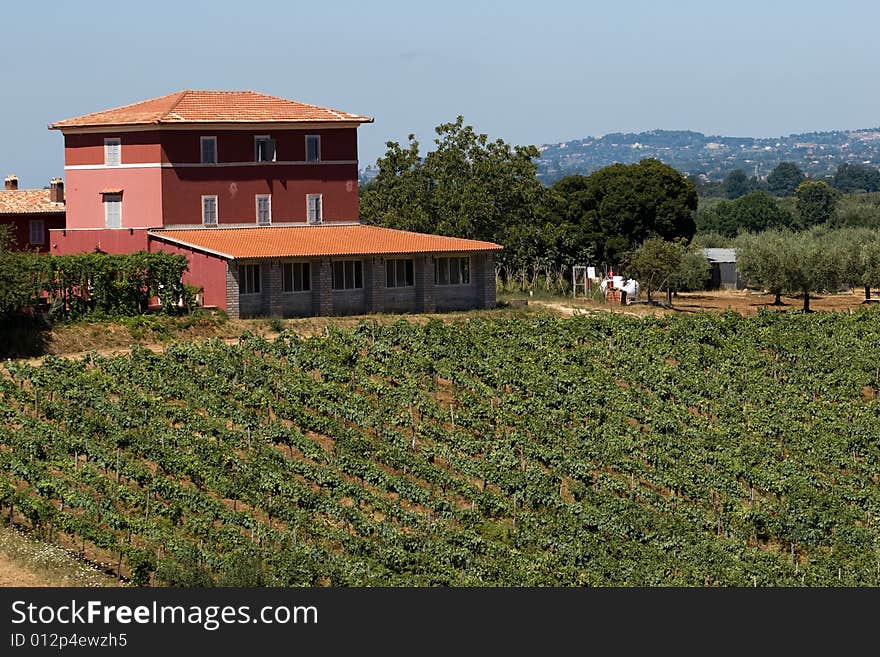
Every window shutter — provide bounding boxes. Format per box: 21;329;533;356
105;197;121;228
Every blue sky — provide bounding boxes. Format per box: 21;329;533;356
3;0;879;187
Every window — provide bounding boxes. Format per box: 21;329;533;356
202;195;218;226
104;138;121;166
332;260;363;290
240;264;261;295
29;219;45;245
386;258;414;288
255;135;276;162
434;257;470;285
305;135;321;162
200;136;217;164
103;194;122;228
306;194;322;224
256;195;272;226
282;262;311;292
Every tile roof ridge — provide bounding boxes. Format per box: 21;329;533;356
161;90;191;120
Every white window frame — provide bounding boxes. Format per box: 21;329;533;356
332;260;363;290
434;256;471;286
104;137;121;166
201;195;218;226
305;134;321;162
240;264;261;295
200;136;217;164
386;258;415;288
306;193;323;224
103;194;122;228
254;135;276;162
282;262;311;293
255;194;272;226
29;219;45;245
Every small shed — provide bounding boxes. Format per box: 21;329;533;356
702;248;745;290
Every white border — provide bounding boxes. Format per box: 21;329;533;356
306;193;323;224
103;193;123;228
103;137;121;166
64;160;357;170
201;194;218;226
255;194;272;226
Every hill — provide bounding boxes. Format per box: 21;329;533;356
536;128;880;184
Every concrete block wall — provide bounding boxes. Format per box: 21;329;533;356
226;252;497;318
313;258;333;316
225;263;240;319
415;255;435;313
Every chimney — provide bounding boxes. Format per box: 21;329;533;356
4;175;18;191
49;177;64;204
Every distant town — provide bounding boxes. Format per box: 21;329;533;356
359;127;880;186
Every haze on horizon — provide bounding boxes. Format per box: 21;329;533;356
2;0;878;187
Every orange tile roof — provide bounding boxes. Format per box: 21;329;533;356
0;189;65;215
149;225;502;259
50;90;373;129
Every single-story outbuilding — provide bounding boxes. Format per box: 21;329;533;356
148;224;500;318
701;248;745;290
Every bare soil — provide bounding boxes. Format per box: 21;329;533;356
530;289;870;317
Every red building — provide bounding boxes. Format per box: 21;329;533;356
0;175;66;253
49;90;499;317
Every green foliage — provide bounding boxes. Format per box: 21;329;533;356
622;238;685;303
795;181;839;229
673;250;711;292
766;162;806;197
722;169;752;199
0;226;41;319
13;251;190;321
689;231;733;249
859;238;880;292
697;192;793;237
360;117;549;272
551;159;697;264
735;230;791;304
832;163;880;193
834;192;880;229
4;313;880;585
736;227;858;310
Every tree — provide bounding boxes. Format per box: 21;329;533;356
824;227;873;299
781;230;840;312
551;159;697;264
358;136;432;234
722;169;752;199
795;181;839;228
699;192;793;237
735;230;790;305
767;162;806;197
737;229;842;311
622;238;685;304
671;250;711;297
832;163;880;193
360;117;550;272
860;237;880;299
0;226;38;320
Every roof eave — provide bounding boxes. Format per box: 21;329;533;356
50;117;373;132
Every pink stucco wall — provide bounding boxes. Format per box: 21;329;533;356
49;228;151;255
65;168;163;229
148;238;228;310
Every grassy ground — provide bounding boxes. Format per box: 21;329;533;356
0;524;119;587
9;305;543;361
